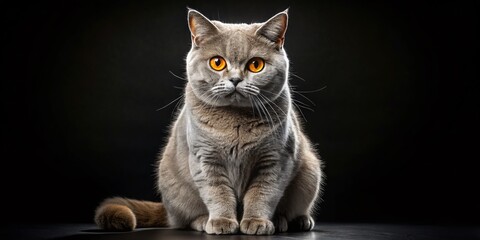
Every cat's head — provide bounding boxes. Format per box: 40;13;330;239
186;9;289;108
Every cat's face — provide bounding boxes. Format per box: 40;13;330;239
186;10;289;108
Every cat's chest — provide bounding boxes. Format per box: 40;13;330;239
188;108;273;151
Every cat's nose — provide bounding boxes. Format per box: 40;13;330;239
229;78;243;86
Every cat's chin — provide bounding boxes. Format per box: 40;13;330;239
226;92;253;107
200;93;252;108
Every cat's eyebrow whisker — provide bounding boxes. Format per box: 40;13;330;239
168;70;187;81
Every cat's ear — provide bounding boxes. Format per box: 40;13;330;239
187;9;219;46
256;9;289;48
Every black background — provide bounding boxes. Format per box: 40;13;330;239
2;0;478;225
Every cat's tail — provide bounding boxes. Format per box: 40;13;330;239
94;197;168;231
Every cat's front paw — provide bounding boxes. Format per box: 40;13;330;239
205;217;239;235
190;215;209;232
240;218;275;235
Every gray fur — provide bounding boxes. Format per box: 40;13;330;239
157;9;323;235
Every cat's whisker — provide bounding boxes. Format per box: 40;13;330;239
257;93;283;127
290;88;316;106
259;88;310;121
254;96;275;130
205;87;227;115
261;88;315;113
156;94;184;111
171;94;185;117
292;101;308;122
259;88;290;100
243;84;260;95
292;100;315;112
258;94;288;139
248;96;255;117
291;98;311;107
169;70;187;81
202;93;218;115
258;93;288;118
211;84;226;91
255;98;271;129
293;86;327;94
187;87;218;114
241;87;258;96
211;84;235;97
250;97;266;126
248;96;261;120
290;72;306;82
249;96;259;120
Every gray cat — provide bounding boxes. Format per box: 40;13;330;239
95;9;323;235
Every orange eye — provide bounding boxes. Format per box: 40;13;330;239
209;56;226;71
247;57;265;73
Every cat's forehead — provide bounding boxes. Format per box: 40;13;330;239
201;21;268;61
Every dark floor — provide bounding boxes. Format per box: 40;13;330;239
2;223;479;240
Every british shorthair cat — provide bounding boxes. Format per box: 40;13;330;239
94;9;323;235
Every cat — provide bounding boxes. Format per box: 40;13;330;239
94;8;323;235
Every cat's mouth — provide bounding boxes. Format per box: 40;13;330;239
210;86;255;107
220;90;249;106
225;89;248;99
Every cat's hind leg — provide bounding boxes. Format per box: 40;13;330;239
275;148;322;232
157;140;209;231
